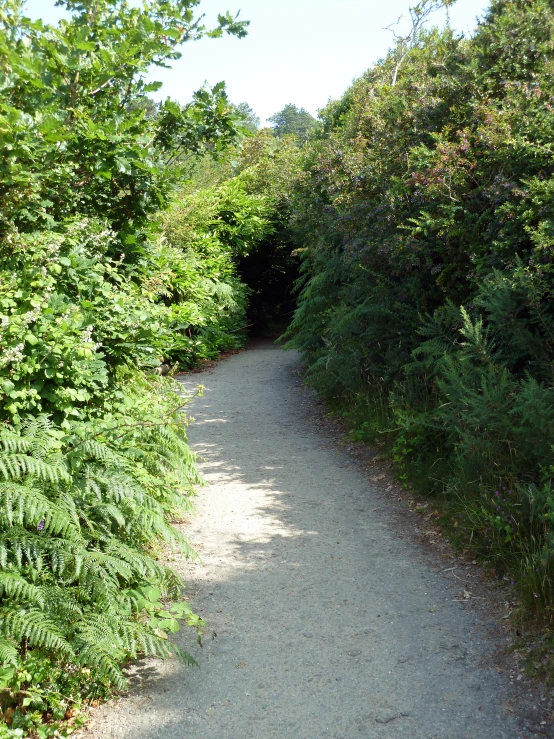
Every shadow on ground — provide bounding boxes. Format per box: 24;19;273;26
82;346;526;739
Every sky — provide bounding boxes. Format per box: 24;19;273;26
23;0;491;124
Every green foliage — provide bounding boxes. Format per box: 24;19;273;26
157;177;275;362
0;0;253;734
156;131;304;338
268;104;317;143
0;650;94;737
0;209;223;726
0;379;204;731
232;102;260;134
0;0;246;241
457;481;554;610
285;0;554;615
230;132;303;331
0;220;173;423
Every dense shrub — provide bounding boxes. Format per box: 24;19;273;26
0;0;253;734
156;178;274;360
0;373;205;736
286;0;554;613
234;132;303;331
167;132;303;336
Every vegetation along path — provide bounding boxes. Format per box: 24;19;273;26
83;344;525;738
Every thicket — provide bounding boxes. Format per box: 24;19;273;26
0;1;280;735
233;132;303;332
175;130;303;334
285;0;554;617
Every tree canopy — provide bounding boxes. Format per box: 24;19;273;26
267;103;317;142
0;0;248;241
233;102;261;133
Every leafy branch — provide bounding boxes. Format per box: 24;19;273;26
385;0;456;85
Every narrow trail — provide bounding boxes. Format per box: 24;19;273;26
83;344;525;738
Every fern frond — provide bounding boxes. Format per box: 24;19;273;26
0;480;78;538
0;454;69;483
0;637;17;664
67;439;122;465
0;571;45;608
1;608;73;657
74;644;126;690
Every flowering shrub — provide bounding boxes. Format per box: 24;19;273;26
0;221;174;423
0;0;252;734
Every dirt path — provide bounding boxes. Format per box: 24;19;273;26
82;344;528;738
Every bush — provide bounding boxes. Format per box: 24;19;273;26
155;178;275;363
0;0;251;733
0;371;203;735
285;0;554;616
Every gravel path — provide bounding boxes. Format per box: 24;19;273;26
82;344;526;738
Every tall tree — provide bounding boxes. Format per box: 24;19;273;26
268;103;316;142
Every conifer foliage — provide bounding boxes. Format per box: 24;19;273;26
286;0;554;612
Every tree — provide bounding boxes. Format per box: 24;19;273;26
268;104;317;142
233;101;261;133
0;0;249;243
385;0;455;85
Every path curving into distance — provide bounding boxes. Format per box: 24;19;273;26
81;343;526;739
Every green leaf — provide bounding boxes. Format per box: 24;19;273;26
142;586;162;603
0;666;15;689
142;82;163;93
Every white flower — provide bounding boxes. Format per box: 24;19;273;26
0;342;25;367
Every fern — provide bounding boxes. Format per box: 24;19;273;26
0;638;17;664
1;609;73;657
0;403;201;697
0;572;45;608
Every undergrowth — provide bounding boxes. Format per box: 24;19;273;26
0;373;204;737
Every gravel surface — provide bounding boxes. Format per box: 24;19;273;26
81;344;527;738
